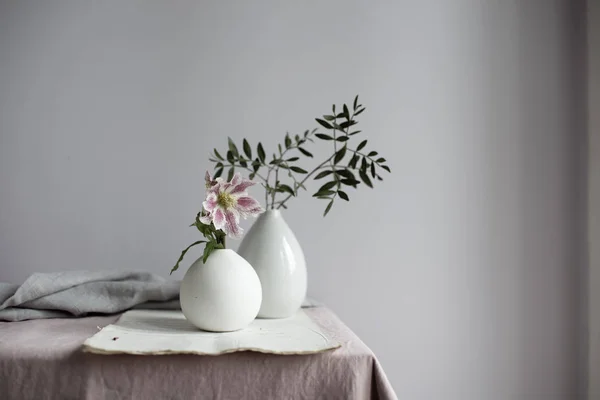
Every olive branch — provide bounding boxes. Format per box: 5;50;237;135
208;95;391;216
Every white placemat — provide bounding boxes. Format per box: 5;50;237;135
83;309;340;355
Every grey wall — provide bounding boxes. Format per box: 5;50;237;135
0;1;586;398
589;0;600;397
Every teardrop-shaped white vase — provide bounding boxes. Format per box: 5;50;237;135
180;249;262;332
238;210;307;318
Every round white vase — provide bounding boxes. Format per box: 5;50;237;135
237;210;307;319
180;249;262;332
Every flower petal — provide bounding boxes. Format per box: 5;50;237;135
235;196;264;218
199;213;212;225
229;179;257;195
230;173;242;186
212;208;226;230
203;192;218;212
224;173;243;193
223;209;243;238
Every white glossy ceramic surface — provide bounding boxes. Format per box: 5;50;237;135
180;249;262;332
238;210;307;318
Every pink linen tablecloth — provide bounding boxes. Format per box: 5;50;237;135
0;307;397;400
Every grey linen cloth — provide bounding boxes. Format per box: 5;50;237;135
0;271;180;322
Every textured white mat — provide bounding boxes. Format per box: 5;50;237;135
83;309;340;355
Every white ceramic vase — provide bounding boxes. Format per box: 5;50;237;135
238;210;307;319
180;249;262;332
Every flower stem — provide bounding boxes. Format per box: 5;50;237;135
272;168;279;209
265;168;271;208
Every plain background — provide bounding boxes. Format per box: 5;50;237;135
590;0;599;397
0;1;588;398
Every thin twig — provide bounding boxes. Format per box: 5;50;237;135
277;155;335;209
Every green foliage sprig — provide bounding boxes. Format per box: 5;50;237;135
170;211;226;274
208;96;391;216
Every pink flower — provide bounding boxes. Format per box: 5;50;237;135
205;171;222;192
202;172;264;238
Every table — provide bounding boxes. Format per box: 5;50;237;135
0;307;397;399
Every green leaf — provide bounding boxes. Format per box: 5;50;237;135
336;136;350;142
368;151;378;157
253;161;260;173
257;143;266;163
214;148;224;161
353;95;359;110
214;167;223;179
243;139;252;159
332;104;336;114
339;120;357;129
298;147;313;158
335;113;345;119
314;170;334;180
278;143;283;154
340;178;360;187
338;190;349;201
279;184;295;195
315;133;334;141
376;157;386;163
313;189;336;197
228;137;239;157
195;211;203;226
370;162;376;178
324;200;334;217
357;140;367;151
202;241;215;264
240;159;248;168
354;107;366;116
249;172;255;180
343;104;350;120
334;146;347;164
170;240;206;274
285;133;292;148
381;165;391;173
227;167;235;181
227;150;234;163
318;181;337;192
359;170;373;188
337;169;356;180
348;154;359;169
360;157;368;172
287;157;299;162
316;118;334;129
323;115;336;121
290;166;308;174
215;162;223;169
349;130;361;136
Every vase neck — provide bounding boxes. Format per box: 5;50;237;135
263;209;282;218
